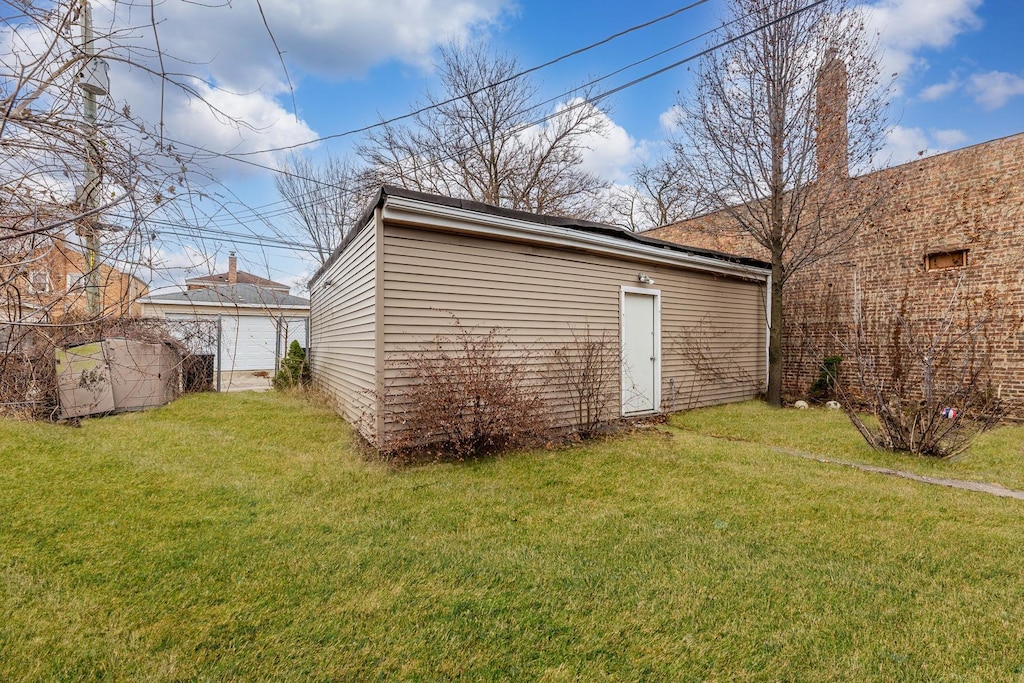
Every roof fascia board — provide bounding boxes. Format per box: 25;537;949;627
382;195;770;281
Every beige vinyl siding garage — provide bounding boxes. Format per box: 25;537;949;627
308;186;770;449
380;225;766;429
308;219;378;425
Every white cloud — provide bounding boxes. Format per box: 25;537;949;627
578;109;643;183
85;0;514;179
882;125;932;165
932;128;968;148
919;77;961;101
915;70;1024;110
659;105;684;133
860;0;982;85
96;0;513;91
526;101;644;184
966;71;1024;110
108;72;317;178
881;125;969;165
173;81;317;169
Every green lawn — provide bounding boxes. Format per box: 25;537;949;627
2;392;1024;681
672;400;1024;491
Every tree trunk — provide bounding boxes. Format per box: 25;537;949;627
767;257;784;407
767;58;786;409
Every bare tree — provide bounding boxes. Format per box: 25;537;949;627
0;1;251;413
359;44;610;219
671;0;891;406
665;315;761;410
0;0;224;318
606;156;702;231
374;320;549;460
274;153;372;264
549;325;619;437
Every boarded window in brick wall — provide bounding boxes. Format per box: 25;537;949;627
926;249;968;271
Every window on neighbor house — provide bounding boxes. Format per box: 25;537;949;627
67;272;84;290
27;270;50;294
926;249;969;271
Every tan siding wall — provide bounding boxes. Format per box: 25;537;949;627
309;225;376;427
379;225;766;438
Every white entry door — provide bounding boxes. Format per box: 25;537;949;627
621;289;661;414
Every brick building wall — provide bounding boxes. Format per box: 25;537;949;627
3;237;147;321
647;131;1024;407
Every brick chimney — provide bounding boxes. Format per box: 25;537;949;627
227;252;237;285
816;49;849;182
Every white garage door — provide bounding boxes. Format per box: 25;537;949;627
162;313;308;374
220;315;278;372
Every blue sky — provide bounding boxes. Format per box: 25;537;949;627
80;0;1024;292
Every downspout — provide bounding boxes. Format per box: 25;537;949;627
765;272;772;393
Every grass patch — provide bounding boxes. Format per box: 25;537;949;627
672;400;1024;491
2;393;1024;680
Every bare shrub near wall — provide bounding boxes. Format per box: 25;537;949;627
549;325;618;437
665;316;761;410
840;279;1011;458
380;323;547;460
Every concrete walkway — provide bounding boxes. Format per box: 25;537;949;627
671;427;1024;500
765;444;1024;500
218;372;273;393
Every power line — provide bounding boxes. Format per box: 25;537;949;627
147;1;743;229
228;0;714;157
122;0;832;257
105;212;320;252
111;1;721;232
154;230;319;254
180;0;825;226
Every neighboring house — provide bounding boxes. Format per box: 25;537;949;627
140;254;310;381
184;256;293;294
1;232;147;322
308;185;771;448
647;128;1024;408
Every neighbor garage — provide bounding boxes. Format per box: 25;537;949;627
141;283;309;379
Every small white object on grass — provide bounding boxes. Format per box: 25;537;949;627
825;400;841;410
794;400;809;410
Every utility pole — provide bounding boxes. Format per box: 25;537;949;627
77;0;108;318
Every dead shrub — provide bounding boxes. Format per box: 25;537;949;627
379;323;547;460
840;280;1010;458
549;325;618;438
